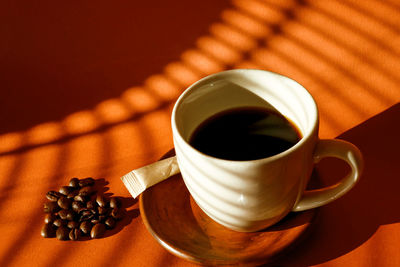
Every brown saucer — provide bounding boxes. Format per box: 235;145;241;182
140;172;318;266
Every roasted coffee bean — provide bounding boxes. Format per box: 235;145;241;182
73;195;87;203
57;196;72;210
56;226;70;240
66;210;76;221
77;206;88;214
41;224;56;238
59;186;74;196
91;218;100;224
98;215;107;222
44;202;60;213
109;197;120;209
72;201;84;212
57;209;67;219
67;190;79;199
104;217;116;229
96;195;107;207
44;213;57;224
79;177;95;187
80;221;92;235
82;214;95;222
79;209;92;217
69;228;81;240
67;221;79;229
111;208;125;220
79;209;94;222
79;186;95;197
53;218;67;227
97;206;108;215
90;223;106;239
68;177;80;188
86;200;97;209
42;177;125;241
46;191;63;202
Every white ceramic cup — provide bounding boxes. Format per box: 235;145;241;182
171;69;363;232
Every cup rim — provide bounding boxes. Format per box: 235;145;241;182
171;69;319;164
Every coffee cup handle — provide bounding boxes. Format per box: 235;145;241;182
292;139;364;212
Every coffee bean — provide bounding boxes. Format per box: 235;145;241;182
59;186;74;196
80;215;92;222
57;196;72;210
58;209;68;220
56;226;70;240
80;221;92;235
90;223;106;239
79;186;95;197
77;207;88;214
79;177;95;187
73;195;87;203
98;215;107;222
111;208;125;220
96;195;107;207
68;177;80;188
69;228;81;240
104;217;116;229
79;209;92;217
91;218;100;224
97;206;108;215
44;213;57;224
67;190;79;199
46;191;63;202
72;201;84;212
109;197;120;209
79;209;94;222
41;224;56;238
86;200;97;209
66;210;76;221
67;221;79;229
53;218;67;227
44;202;60;213
42;177;125;241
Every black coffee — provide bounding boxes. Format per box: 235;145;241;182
189;107;301;161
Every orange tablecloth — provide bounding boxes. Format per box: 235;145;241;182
1;0;400;266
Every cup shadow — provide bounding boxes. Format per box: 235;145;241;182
274;103;400;266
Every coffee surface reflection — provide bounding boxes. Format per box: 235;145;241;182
189;107;301;161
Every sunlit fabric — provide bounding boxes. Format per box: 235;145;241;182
0;0;399;266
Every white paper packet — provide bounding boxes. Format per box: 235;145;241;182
121;156;179;198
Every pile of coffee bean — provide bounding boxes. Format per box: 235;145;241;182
41;177;125;240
